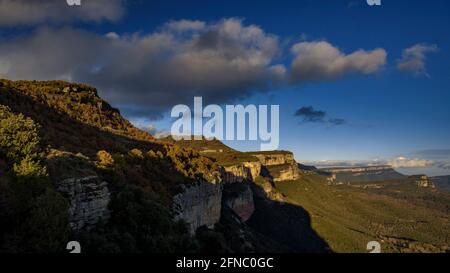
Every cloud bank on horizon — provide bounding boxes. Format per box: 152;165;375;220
301;156;437;169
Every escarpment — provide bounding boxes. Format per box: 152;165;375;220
0;79;315;252
47;151;111;231
221;161;262;183
173;181;223;235
248;151;302;182
320;165;405;183
248;151;295;166
56;175;111;231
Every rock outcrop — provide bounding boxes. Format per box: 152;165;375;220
249;152;295;166
221;161;261;183
410;175;436;188
267;163;302;182
249;151;301;182
56;175;111;231
173;181;223;235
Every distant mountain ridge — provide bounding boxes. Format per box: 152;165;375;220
320;165;406;183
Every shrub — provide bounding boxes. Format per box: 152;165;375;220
0;105;42;163
97;150;114;167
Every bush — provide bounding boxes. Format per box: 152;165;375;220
0;105;42;162
97;150;114;167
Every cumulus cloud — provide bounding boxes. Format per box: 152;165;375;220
290;41;387;82
0;0;125;26
388;157;434;168
0;15;391;119
397;43;438;76
294;106;346;125
0;18;285;118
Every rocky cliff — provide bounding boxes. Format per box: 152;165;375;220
56;175;111;231
410;175;436;189
267;163;302;182
247;151;302;182
173;181;223;235
248;151;295;166
221;161;262;183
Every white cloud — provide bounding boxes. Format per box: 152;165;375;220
397;43;438;76
0;0;125;26
105;32;120;40
388;157;434;168
0;19;283;118
290;41;387;82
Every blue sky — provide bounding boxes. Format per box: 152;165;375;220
0;0;449;175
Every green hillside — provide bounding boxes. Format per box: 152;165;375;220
275;175;450;253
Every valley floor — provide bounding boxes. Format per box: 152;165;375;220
275;174;450;253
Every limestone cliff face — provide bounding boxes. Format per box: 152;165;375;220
410;175;436;188
56;175;111;231
173;161;261;235
250;152;295;166
221;161;262;183
173;181;223;235
270;164;302;182
223;183;255;222
249;152;301;182
171;151;303;235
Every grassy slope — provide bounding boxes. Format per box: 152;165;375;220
163;138;258;166
275;174;450;253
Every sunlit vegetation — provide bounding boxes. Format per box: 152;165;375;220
275;174;450;253
0;79;222;253
0;105;69;253
164;137;259;166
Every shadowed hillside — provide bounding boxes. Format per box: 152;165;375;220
0;79;329;253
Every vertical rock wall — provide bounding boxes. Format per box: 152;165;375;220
56;175;111;231
173;181;223;235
